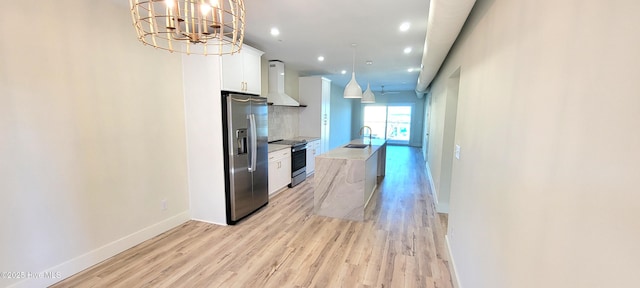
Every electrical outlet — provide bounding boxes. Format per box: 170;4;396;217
161;199;167;211
455;144;461;160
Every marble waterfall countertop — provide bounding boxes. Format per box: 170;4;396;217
314;138;387;221
316;138;386;160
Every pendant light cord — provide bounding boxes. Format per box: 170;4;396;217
352;43;357;74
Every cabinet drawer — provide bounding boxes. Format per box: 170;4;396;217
268;149;290;161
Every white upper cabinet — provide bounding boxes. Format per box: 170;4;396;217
220;45;264;95
241;49;262;94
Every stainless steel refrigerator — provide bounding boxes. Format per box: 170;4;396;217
221;91;269;224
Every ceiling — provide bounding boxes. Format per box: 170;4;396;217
117;0;431;93
242;0;431;93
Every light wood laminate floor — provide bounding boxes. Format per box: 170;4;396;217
52;146;452;288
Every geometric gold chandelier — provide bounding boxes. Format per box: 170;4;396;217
129;0;245;55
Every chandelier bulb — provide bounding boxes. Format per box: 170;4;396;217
201;3;212;15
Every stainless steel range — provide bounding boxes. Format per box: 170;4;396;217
269;139;307;187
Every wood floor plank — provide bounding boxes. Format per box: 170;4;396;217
50;146;452;288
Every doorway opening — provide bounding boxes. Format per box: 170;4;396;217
363;105;412;145
437;67;461;213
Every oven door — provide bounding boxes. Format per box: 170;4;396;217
290;145;307;187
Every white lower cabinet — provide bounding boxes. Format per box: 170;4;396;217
306;140;321;176
268;149;291;195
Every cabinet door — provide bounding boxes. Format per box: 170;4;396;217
269;161;278;195
279;156;291;187
269;158;288;195
242;49;262;94
221;53;245;93
306;140;320;176
306;145;315;176
268;152;291;195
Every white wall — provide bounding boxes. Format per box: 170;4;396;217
0;1;190;287
428;71;460;212
182;55;227;225
422;93;432;160
426;0;640;287
351;99;364;140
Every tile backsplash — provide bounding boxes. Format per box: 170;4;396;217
268;105;299;141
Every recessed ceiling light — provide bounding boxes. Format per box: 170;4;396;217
341;70;347;74
270;27;280;36
399;22;411;32
366;60;373;65
317;56;325;62
404;47;412;54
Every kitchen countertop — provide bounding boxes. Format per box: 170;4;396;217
316;138;386;160
268;136;320;153
292;136;321;142
268;144;290;153
313;138;387;221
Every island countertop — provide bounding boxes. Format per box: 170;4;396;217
316;138;386;160
314;138;387;221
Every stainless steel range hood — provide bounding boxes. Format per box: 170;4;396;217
267;60;300;106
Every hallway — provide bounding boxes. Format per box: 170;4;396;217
53;146;452;287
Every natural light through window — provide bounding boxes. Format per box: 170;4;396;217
363;105;412;145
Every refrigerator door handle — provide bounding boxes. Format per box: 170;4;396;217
247;113;257;172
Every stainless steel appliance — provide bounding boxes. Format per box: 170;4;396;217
221;91;269;225
269;139;307;187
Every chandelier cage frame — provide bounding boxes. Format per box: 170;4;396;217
130;0;245;55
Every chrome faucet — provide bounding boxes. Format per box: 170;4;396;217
359;126;372;146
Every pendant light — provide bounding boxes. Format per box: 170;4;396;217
343;44;363;98
361;83;376;103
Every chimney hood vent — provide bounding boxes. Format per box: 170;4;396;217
267;60;301;106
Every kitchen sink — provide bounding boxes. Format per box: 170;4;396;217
344;144;369;149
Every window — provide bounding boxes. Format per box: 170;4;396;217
363;105;412;145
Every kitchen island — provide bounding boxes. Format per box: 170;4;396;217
314;138;387;221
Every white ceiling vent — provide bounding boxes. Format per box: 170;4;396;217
415;0;476;98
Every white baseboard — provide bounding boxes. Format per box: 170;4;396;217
425;164;449;213
446;235;462;288
436;202;450;214
9;211;191;288
190;217;228;226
